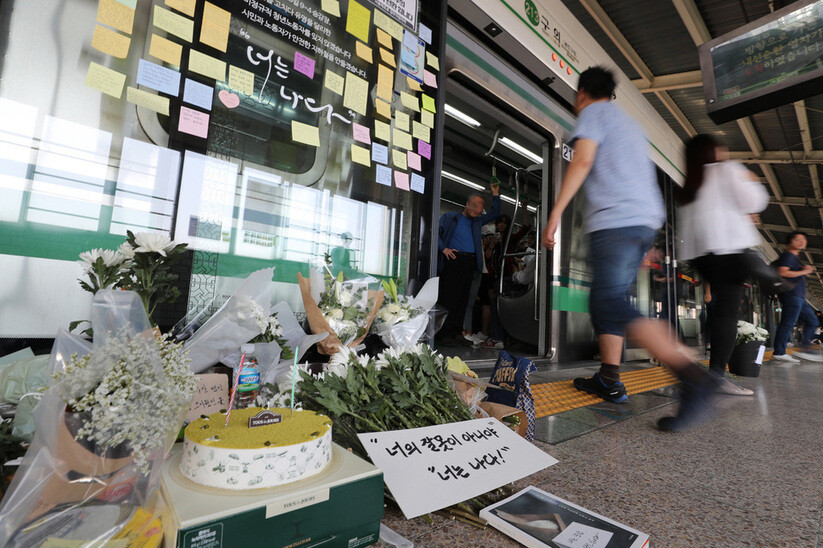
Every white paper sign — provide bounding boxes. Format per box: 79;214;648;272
553;522;613;548
755;344;765;364
185;373;229;422
359;418;558;519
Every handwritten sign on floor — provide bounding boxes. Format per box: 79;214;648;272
359;418;558;518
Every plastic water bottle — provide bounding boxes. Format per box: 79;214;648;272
234;344;260;409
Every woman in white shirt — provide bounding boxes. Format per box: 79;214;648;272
678;134;769;396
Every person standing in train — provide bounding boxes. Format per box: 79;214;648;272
541;66;719;431
678;134;768;396
436;181;500;346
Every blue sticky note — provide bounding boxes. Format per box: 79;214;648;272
183;78;213;111
419;24;432;45
401;30;418;68
376;164;392;186
371;143;389;165
410;173;425;194
136;59;181;96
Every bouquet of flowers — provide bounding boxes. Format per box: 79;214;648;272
736;321;769;345
371;277;439;347
248;299;293;360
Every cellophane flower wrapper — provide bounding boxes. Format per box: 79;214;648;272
373;277;439;347
0;291;194;547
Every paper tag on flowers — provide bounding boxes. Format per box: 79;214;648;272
358;418;557;519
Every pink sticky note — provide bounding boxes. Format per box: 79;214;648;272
418;140;431;160
352;122;371;144
294;51;316;79
407;151;421;171
179;106;209;138
423;70;437;88
394;171;410;191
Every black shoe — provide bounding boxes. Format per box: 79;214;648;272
573;373;628;404
657;369;721;432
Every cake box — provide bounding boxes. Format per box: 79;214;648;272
161;443;384;548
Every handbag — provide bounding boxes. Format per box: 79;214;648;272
742;249;796;295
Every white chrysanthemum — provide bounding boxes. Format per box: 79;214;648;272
326;347;354;378
78;248;127;271
269;316;284;337
338;289;354;307
117;242;136;259
132;232;174;256
327;309;344;321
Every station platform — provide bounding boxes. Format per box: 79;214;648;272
377;353;823;546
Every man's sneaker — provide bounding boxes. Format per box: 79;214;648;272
717;376;754;396
481;338;504;349
573;373;628;404
792;351;823;362
658;370;721;432
466;332;489;345
772;353;799;363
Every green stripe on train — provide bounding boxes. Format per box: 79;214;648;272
551;285;589;313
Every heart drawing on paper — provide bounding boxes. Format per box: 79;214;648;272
218;90;240;109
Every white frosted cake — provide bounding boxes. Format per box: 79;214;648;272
179;407;332;490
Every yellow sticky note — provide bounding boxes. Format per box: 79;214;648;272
92;25;131;58
407;77;423;92
395;111;410;132
351;144;371;166
380;48;396;68
346;0;371;43
374;9;402;40
343;71;369;116
97;0;135;34
393;128;413;150
127;86;170;115
375;120;391;142
154;5;193;43
392;149;407;169
426;52;440;70
421;93;436;113
85;62;126;98
324;70;345;95
189;49;226;81
200;2;231;53
413;120;430;142
292;121;320;146
377;28;393;49
377;64;393;101
321;0;341;17
149;34;182;66
165;0;196;17
376;98;392;119
228;65;254;95
420;109;434;128
355;41;373;63
400;91;419;112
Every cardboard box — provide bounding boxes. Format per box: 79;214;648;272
161;444;383;548
478;401;528;438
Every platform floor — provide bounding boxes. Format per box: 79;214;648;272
378;355;823;547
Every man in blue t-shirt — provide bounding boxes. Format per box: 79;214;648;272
772;231;821;362
541;66;719;432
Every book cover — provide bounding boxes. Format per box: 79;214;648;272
479;486;649;548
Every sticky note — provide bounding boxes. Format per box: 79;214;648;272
324;70;345;95
421;93;436;113
183;78;213;110
346;0;371;43
372;143;388;164
426;52;439;70
343;72;368;116
374;120;391;142
165;0;196;17
126;86;170;115
376;164;392;186
200;2;231;52
321;0;340;17
394;112;410;132
394;171;409;190
218;89;240;108
179;106;209;138
392;149;407;169
420;109;434;128
352;122;371;144
228;65;255;95
412;120;430;142
393;128;413;150
97;0;135;34
407;77;423;92
136;58;181;96
294;51;316;79
154;5;193;43
418;139;431;159
351;144;371;166
150;34;182;66
377;28;393;49
355;41;373;63
380;48;396;68
374;8;402;40
92;25;131;58
400;91;419;112
292;121;320;146
423;70;437;88
377;64;393;101
375;98;392;119
407;151;421;171
189;49;226;81
419;23;433;45
553;523;614;548
410;173;425;193
85;62;126;98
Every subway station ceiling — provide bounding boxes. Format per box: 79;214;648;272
560;0;823;302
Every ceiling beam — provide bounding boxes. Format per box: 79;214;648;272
761;223;823;235
632;70;703;93
793;100;823;234
653;90;697;136
728;150;823;163
770;197;823;207
670;0;711;44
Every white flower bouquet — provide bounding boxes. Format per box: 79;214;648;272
371;277;439;347
736;321;769;345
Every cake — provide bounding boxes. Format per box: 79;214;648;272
179;407;332;490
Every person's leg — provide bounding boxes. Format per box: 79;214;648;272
774;296;803;356
462;271;482;335
437;260;460;339
799;301;819;346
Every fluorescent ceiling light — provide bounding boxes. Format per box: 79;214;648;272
500;194;537;213
445;104;481;127
442;170;485;191
500;137;542;164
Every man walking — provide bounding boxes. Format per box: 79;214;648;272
772;231;821;362
437;182;500;346
541;66;718;431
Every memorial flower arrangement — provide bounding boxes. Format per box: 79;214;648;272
248;299;294;360
371;277;439;347
736;321;769;345
372;279;422;327
317;266;373;346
